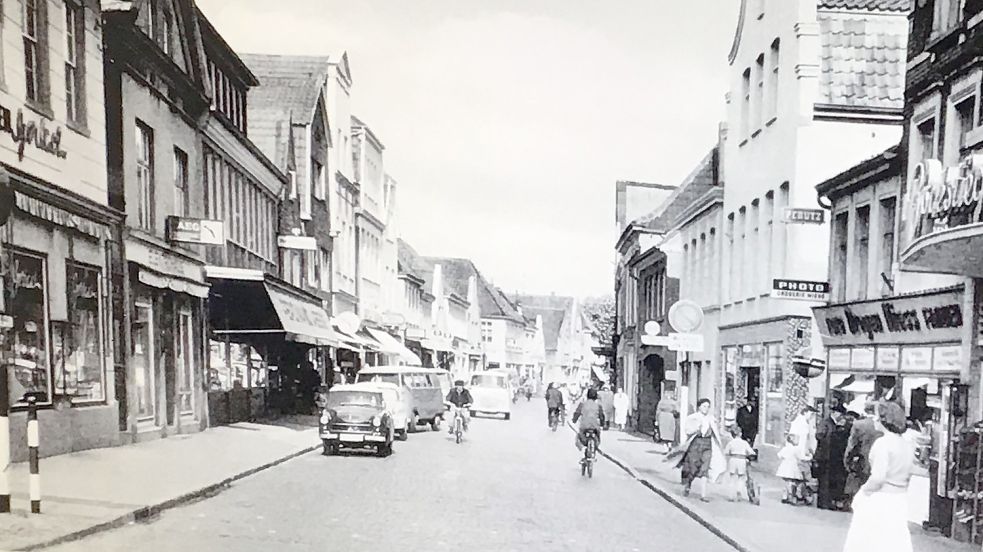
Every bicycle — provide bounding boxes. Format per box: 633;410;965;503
452;405;470;444
580;429;599;478
549;408;560;432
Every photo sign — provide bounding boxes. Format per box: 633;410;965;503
812;286;964;347
771;279;830;302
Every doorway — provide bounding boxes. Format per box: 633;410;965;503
133;301;157;427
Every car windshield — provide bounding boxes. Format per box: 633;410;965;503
471;375;507;389
326;391;382;408
358;374;400;386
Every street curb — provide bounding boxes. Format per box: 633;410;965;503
567;422;761;552
14;443;321;551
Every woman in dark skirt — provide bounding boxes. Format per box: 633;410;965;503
675;398;725;501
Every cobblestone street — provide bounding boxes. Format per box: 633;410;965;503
43;402;732;552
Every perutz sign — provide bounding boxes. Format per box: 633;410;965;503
907;156;983;242
812;286;965;347
165;217;224;245
784;208;825;224
771;279;830;302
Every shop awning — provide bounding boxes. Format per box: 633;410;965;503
591;365;608;381
138;269;209;299
206;276;338;347
421;338;453;353
333;325;376;352
365;328;422;365
265;284;338;346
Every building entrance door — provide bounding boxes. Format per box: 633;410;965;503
133;302;158;427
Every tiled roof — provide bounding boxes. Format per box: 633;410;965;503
818;0;911;12
817;9;908;110
511;294;573;352
240;54;330;168
638;149;717;232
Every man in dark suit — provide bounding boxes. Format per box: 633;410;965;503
736;400;759;450
842;401;883;507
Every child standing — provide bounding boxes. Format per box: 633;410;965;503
776;433;806;504
724;425;756;502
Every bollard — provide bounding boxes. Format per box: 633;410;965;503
0;364;8;513
26;395;39;514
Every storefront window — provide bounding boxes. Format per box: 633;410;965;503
766;343;783;393
208;339;228;391
133;302;156;420
2;250;50;404
176;310;194;414
52;264;104;402
230;344;249;388
250;346;267;388
723;347;737;403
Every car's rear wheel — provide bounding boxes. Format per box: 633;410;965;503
409;413;420;433
397;423;409;441
430;416;441;431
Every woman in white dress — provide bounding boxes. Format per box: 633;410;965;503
842;401;915;552
613;387;630;430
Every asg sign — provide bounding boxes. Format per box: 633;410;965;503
907;156;983;241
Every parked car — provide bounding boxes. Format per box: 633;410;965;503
355;366;445;431
350;381;413;441
470;369;512;420
319;386;394;457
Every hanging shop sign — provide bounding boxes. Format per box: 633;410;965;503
0;106;68;161
812;286;964;347
166;217;224;246
277;235;318;251
784;208;825;224
771;279;830;302
14;191;110;240
125;237;206;284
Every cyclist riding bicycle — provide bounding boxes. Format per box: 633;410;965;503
572;388;605;451
446;379;474;435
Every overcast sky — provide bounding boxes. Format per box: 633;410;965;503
196;0;739;298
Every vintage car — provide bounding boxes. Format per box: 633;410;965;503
470;369;512;420
319;386;395;457
346;381;413;441
355;366;445;431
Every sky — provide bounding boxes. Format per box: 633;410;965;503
196;0;740;298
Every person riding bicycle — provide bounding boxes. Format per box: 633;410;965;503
546;383;565;426
572;388;605;451
446;379;473;434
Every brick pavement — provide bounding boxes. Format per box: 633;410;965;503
597;429;974;552
0;421;319;551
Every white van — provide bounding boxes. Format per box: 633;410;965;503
469;369;512;420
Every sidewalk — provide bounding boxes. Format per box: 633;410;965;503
595;429;974;552
0;420;320;551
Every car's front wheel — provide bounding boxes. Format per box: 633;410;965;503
397;423;408;441
430;416;441;431
322;440;337;456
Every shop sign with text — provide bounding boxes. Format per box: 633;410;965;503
906;156;983;243
812;287;964;347
771;279;830;302
166;217;224;245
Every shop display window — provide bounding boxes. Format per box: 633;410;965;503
208;339;228;391
766;343;783;393
208;340;266;391
52;263;104;402
1;250;51;404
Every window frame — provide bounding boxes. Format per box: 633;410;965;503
57;261;106;404
64;0;86;128
173;147;189;217
23;0;50;110
135;120;156;232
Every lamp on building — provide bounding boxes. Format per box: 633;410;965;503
792;355;826;379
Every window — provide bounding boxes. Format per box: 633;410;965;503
146;0;157;40
855;205;870;300
176;310;194;414
767;39;780;121
312;159;325;200
754;54;765;130
832;211;849;302
307;250;317;288
2;250;51;405
288;169;297;200
933;0;963;38
953;97;975;162
726;213;736;301
879;197;896;296
173;148;188;216
64;0;85;126
23;0;49;106
766;342;783;393
481;321;493;343
741;68;751;139
53;263;104;402
161;8;173;56
764;191;774;293
916;118;937;163
136;121;155;231
133;301;155;419
751;199;760;292
319;248;330;291
738;207;747;298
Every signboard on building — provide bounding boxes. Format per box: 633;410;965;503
667;333;704;352
771;279;830;302
277;235;318;251
812;286;964;347
906;156;983;243
166;217;224;245
784;208;825;224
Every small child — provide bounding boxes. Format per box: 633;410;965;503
776;433;805;504
723;425;755;502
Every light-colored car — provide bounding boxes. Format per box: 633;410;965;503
349;381;413;441
470;369;512;420
355;366;445;431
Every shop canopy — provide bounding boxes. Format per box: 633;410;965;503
332;324;378;352
365;327;422;365
421;338;453;353
206;273;338;347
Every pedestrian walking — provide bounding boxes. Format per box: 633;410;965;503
735;398;759;454
842;401;915;552
723;425;756;502
814;406;850;510
843;401;883;508
777;433;809;505
613;387;630;430
598;385;615;430
656;391;678;443
671;398;725;502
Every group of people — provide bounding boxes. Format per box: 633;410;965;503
545;381;631;454
669;396;917;552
